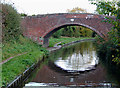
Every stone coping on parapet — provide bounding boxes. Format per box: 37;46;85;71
25;13;115;19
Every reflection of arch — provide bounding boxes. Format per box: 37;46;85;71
48;61;85;75
43;23;102;38
48;60;97;76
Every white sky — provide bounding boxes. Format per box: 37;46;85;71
2;0;96;15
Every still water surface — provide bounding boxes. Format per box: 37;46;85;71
24;41;118;87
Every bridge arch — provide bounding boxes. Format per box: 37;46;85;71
21;13;114;47
43;23;102;47
43;23;103;38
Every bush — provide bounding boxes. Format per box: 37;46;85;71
2;3;21;42
52;29;62;38
52;26;94;38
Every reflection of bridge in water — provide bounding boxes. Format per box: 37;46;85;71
24;41;117;87
21;13;114;47
55;51;99;72
54;41;99;72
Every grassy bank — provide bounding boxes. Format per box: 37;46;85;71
2;36;48;61
2;36;48;87
49;37;95;47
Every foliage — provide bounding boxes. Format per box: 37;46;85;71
89;0;119;16
52;29;63;38
67;7;87;13
89;0;120;64
2;3;21;42
52;26;95;38
32;14;36;16
20;13;27;17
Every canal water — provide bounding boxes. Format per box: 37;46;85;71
24;40;119;87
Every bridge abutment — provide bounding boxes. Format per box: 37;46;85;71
43;37;49;47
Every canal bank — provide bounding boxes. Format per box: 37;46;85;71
3;37;94;88
47;38;95;52
2;36;48;88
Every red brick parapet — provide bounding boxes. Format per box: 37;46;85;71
21;13;114;47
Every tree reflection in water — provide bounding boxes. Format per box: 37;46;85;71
54;41;99;72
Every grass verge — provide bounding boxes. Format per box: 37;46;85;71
2;35;48;61
49;37;95;47
2;35;48;87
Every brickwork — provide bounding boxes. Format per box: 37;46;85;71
21;13;114;47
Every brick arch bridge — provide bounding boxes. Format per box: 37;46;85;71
21;13;114;47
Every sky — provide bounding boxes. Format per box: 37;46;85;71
2;0;97;15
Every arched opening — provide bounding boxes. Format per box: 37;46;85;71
43;23;101;47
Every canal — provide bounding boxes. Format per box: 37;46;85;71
24;40;119;87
